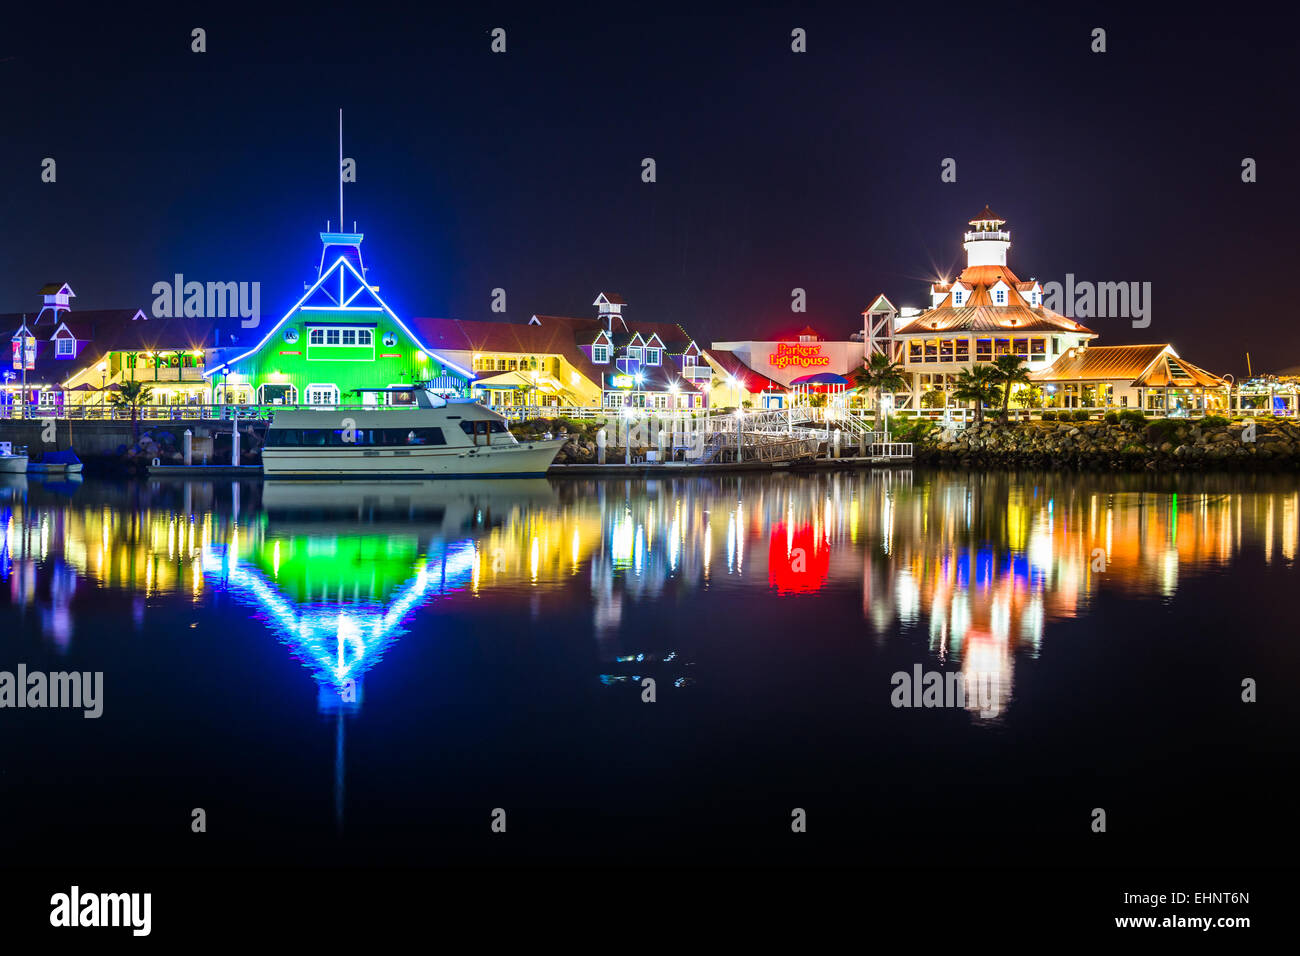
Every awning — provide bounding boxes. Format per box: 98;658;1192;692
791;372;849;386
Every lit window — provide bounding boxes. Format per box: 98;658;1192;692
628;346;643;362
55;337;74;356
646;348;661;365
593;344;609;363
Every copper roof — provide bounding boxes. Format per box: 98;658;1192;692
1028;345;1226;387
896;305;1095;336
968;205;1005;224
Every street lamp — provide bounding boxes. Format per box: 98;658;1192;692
98;362;107;416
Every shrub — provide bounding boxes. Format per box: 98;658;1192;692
1118;409;1147;426
1201;415;1230;427
1040;410;1058;421
1072;410;1091;421
1104;411;1120;425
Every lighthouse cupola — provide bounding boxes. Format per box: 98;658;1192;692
963;205;1010;268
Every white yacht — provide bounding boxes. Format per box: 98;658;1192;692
262;390;563;478
0;442;29;475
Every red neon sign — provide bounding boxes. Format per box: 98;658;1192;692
768;342;830;370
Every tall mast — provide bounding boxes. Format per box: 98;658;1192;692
339;109;344;235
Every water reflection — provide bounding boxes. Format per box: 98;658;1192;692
3;472;1298;711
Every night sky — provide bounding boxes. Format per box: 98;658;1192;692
2;3;1297;375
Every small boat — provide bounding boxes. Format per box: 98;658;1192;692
0;442;29;474
262;389;564;478
27;449;84;475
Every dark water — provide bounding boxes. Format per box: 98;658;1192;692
1;470;1297;867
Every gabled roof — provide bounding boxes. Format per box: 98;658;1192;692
39;283;75;296
1028;344;1225;387
863;294;896;314
205;252;471;380
897;305;1094;336
593;292;626;306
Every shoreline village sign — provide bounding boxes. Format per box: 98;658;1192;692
769;342;830;370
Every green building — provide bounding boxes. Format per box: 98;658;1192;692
204;231;472;406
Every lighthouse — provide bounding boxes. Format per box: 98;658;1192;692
962;204;1011;268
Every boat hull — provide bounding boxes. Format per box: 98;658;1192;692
262;439;563;478
0;456;28;474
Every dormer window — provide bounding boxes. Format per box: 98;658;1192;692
592;344;610;363
994;289;1007;305
953;291;964;307
646;347;661;366
628;346;643;363
55;337;75;357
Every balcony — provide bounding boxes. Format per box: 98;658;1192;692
114;367;206;384
964;230;1010;243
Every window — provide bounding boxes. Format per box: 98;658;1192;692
976;339;993;361
258;384;297;405
994;289;1007;305
306;384;339;405
1031;338;1047;360
604;392;624;407
55;337;75;356
646;348;661;365
1013;338;1029;356
628;347;643;363
924;339;938;363
592;344;610;363
953;291;964;307
939;340;954;362
955;339;970;362
994;338;1011;356
909;341;923;362
267;427;447;447
307;326;374;348
1053;338;1062;355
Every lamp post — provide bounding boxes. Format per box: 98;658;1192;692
98;363;107;418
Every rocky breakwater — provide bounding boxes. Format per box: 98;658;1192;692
919;415;1300;471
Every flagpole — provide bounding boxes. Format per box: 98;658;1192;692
19;315;27;420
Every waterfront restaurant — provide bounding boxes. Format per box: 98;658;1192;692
1028;344;1229;413
202;229;473;406
709;327;866;408
2;284;226;415
884;207;1098;412
414;294;714;411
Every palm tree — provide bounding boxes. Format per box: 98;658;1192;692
952;366;1000;425
991;354;1031;422
110;380;153;439
848;352;908;433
